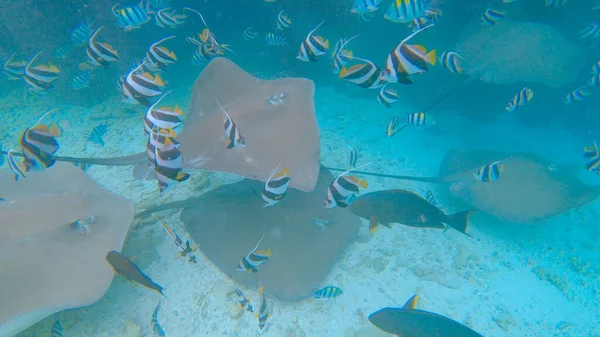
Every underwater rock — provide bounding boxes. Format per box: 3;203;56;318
532;267;570;294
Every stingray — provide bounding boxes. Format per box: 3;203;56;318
455;20;584;87
136;167;361;300
439;150;600;224
10;57;321;193
0;163;135;337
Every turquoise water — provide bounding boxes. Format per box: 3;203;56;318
1;0;600;336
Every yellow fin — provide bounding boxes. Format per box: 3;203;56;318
50;123;63;137
425;49;437;65
154;74;165;86
403;294;419;309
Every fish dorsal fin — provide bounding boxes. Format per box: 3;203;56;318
412;44;427;54
250;234;266;253
335;161;374;180
403;294;419;309
308;21;325;38
398;24;434;48
266;164;281;183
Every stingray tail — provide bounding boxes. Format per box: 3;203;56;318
444;209;476;236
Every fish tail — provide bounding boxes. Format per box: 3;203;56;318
444;209;476;236
425;49;437;65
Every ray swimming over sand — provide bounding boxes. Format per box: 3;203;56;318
0;163;135;337
135;167;361;300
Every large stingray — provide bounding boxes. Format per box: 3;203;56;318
137;167;361;300
26;58;321;193
0;163;135;337
178;57;321;192
455;20;584;87
439;150;600;224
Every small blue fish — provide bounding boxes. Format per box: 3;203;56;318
70;23;93;45
89;123;108;146
545;0;568;7
265;33;287;46
580;23;600;39
426;190;437;206
71;72;90;91
314;286;343;298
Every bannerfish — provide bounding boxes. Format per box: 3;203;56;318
244;27;258;40
151;300;166;337
146;36;178;72
348;147;358;169
235;235;272;272
23;51;60;92
386;115;407;137
377;85;398;108
257;286;269;334
261;166;291;207
297;21;329;62
276;10;292;30
314;286;343;298
349;189;474;234
339;56;390;88
324;164;370;208
369;294;484;337
382;25;436;84
473;158;511;182
584;141;600;173
19;108;63;172
232;278;254;312
155;8;186;28
216;98;246;149
439;51;466;74
563;87;591;104
120;62;165;107
506;87;533;112
3;52;27;79
481;8;505;25
86;27;120;68
106;250;166;297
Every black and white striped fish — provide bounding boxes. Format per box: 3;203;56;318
265;33;287;46
146;127;177;163
151;300;166;337
262;166;291;207
89;123;108;146
473;158;511;182
314;286;343;298
235;235;271;272
339;56;388;89
111;0;151;32
506;87;533;112
244;27;258;40
121;62;165;106
382;25;436;84
276;10;292;30
7;150;27;181
257;286;269;334
23;51;60;92
348;147;358;169
153;134;190;192
19;109;62;172
232;278;254;312
155;7;186;28
481;8;505;25
3;52;26;79
377;85;398;108
216;98;246;149
439;51;466;74
563;87;592;104
332;35;357;75
144;92;184;134
324;164;369;208
297;21;329;62
86;27;120;68
146;36;177;72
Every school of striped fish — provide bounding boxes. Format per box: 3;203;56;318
2;0;600;335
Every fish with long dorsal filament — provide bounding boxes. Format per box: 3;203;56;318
369;294;484;337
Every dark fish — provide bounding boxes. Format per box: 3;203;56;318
314;286;343;298
86;27;120;68
89;123;108;146
349;189;474;234
369;294;484;337
297;21;329;62
106;250;166;297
